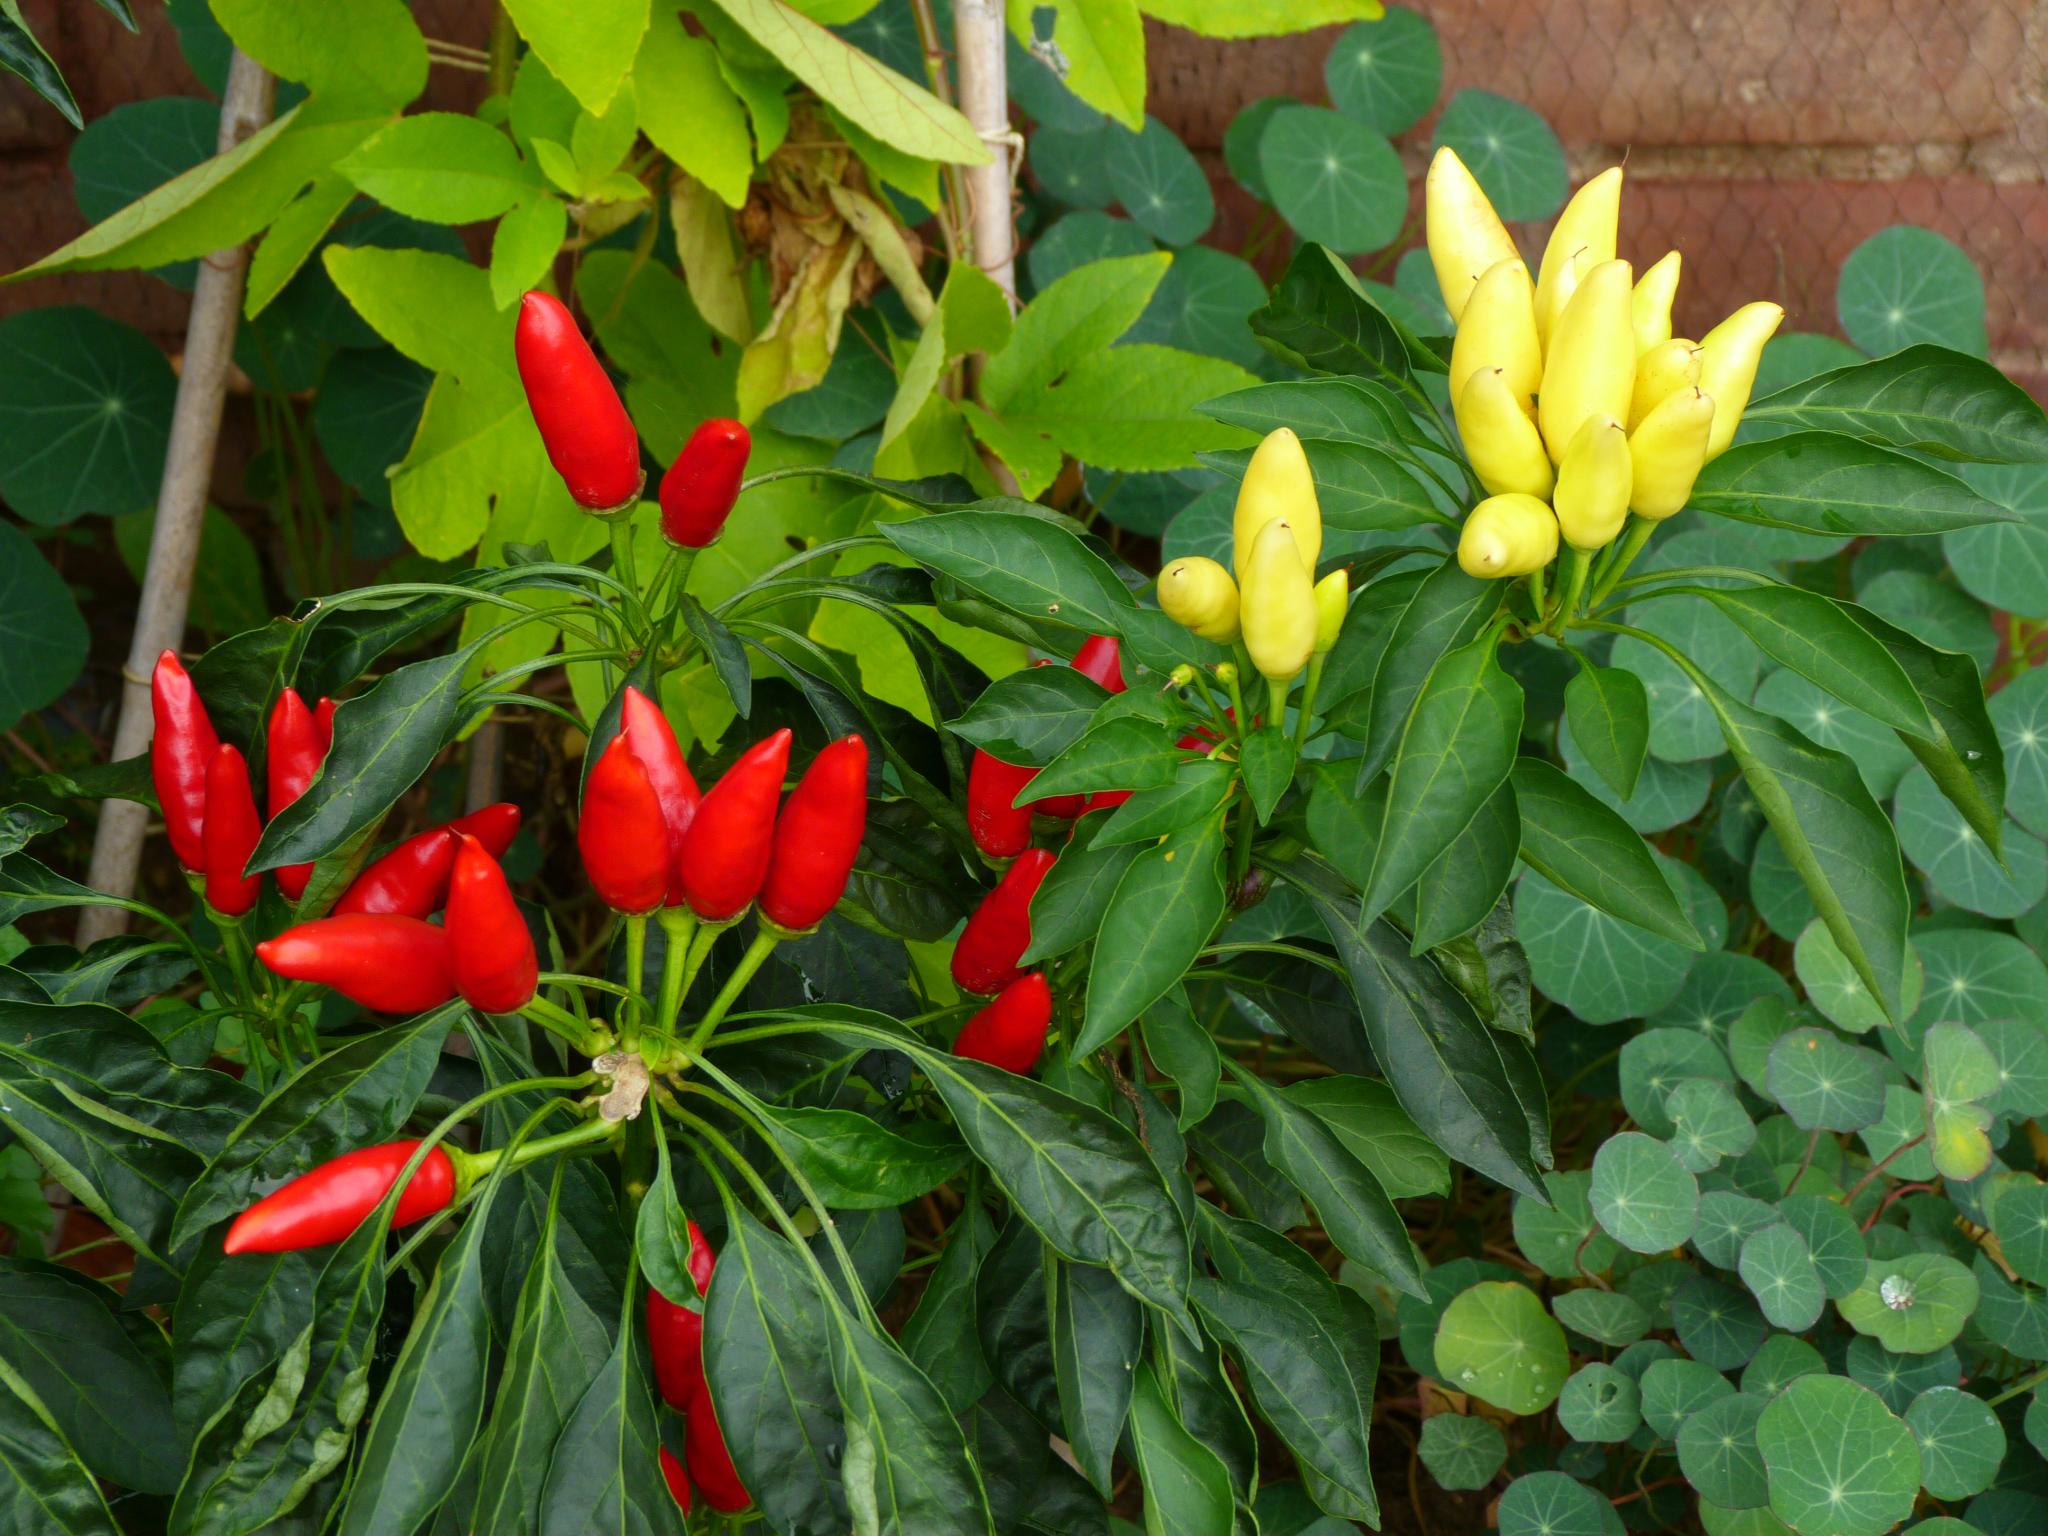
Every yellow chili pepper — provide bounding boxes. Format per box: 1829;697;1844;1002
1457;493;1559;579
1632;250;1682;356
1449;258;1542;412
1425;147;1520;324
1239;517;1318;684
1629;338;1702;430
1456;367;1555;500
1313;569;1348;654
1553;415;1633;552
1697;301;1785;459
1231;428;1321;579
1534;166;1622;347
1539;259;1636;465
1157;556;1241;643
1628;387;1715;521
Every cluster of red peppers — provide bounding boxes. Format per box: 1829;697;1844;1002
514;291;749;549
648;1223;748;1513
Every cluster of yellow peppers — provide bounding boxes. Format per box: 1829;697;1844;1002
1429;148;1783;618
1155;430;1348;719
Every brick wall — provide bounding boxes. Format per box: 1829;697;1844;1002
6;1;2046;391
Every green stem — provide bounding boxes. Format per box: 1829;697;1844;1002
682;928;783;1058
521;994;609;1055
655;907;697;1034
1221;663;1249;737
1552;545;1592;634
1526;561;1548;624
622;913;649;1039
1265;674;1291;734
1584;516;1659;612
462;1112;621;1181
1294;658;1323;750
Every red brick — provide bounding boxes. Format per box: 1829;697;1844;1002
1146;1;2025;152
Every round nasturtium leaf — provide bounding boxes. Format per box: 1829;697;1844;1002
1620;1028;1737;1138
1430;87;1567;221
1904;928;2048;1066
1222;95;1289;202
1396;1256;1516;1379
1433;1281;1570;1415
1104;115;1215;247
1671;1272;1769;1371
1640;1356;1734;1440
1837;224;1988;357
1795;919;1923;1036
1838;1253;1980;1354
1756;1375;1921;1536
1561;714;1714;834
1553;1287;1651;1349
1700;1502;1801;1536
1161;484;1235;568
1496;1472;1610;1536
1994;1182;2048;1286
1905;1387;2004;1501
1846;1338;1961;1415
70;95;219;290
1741;1334;1826;1398
1693;1192;1780;1271
1737;1222;1826;1332
2028;1384;2048;1461
1767;1027;1886;1133
1324;6;1441;135
1127;245;1266;369
1651;949;1794;1046
1860;569;1999;675
1513;1171;1621;1280
1611;600;1760;765
1591;1133;1700;1254
1776;1194;1868;1300
1729;997;1801;1097
1257;105;1406;255
1516;856;1725;1025
1973;1252;2048;1361
1921;1021;2002;1180
1030;125;1118;209
1754;667;1915;802
1024;211;1152;290
1622;1258;1696;1330
1750;830;1819;942
0;523;90;734
1858;1085;1938;1185
1559;1362;1641;1443
313;346;434;511
0;306;179;527
1950;463;2048;626
1679;1390;1771;1511
1972;1014;2048;1119
1896;768;2048;919
1390;247;1452;337
1418;1412;1505;1491
1667;1079;1757;1173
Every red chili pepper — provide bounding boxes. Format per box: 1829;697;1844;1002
150;650;219;872
268;688;333;902
335;804;522;919
759;735;867;932
1071;635;1126;694
677;730;792;922
685;1379;751;1513
620;685;700;905
968;751;1036;858
515;291;641;512
648;1220;718;1410
659;419;751;548
222;1140;456;1254
659;1447;693;1515
256;915;457;1014
445;834;537;1013
952;971;1052;1075
951;847;1055;995
579;736;670;914
202;745;263;917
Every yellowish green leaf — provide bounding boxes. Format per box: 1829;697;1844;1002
636;15;753;207
502;0;649;114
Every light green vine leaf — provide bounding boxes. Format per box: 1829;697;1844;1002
704;0;988;162
636;13;753;208
1011;0;1147;131
1140;0;1384;38
503;0;649;115
212;0;427;109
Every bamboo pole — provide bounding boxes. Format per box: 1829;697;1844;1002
954;0;1017;306
79;50;276;945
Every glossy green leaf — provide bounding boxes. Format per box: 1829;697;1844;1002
901;1204;994;1416
1737;1223;1825;1332
947;665;1110;764
1697;585;1933;736
1418;1413;1506;1492
1354;559;1504;776
1081;815;1227;1053
1510;758;1701;946
1093;760;1236;847
1024;828;1141;964
1432;1280;1568;1415
1564;657;1650;800
1765;1027;1885;1133
826;1310;993;1534
1558;1361;1641;1443
1049;1257;1142;1494
537;1298;686;1536
1249;242;1445;399
1678;1392;1771;1510
0;1374;121;1535
1689;431;2010;538
1141;989;1222;1131
1743;345;2048;461
1838;1253;1978;1354
749;1102;968;1211
1755;1376;1920;1536
883;504;1137;640
1904;1387;2003;1500
1258;105;1405;255
1127;1361;1235;1536
1590;1132;1699;1253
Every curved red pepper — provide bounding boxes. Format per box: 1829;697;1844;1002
331;803;521;919
268;688;333;902
759;734;867;932
685;1379;751;1513
445;833;537;1013
659;1446;693;1515
256;915;457;1014
1071;634;1126;694
620;685;700;905
222;1140;456;1254
150;650;219;872
579;736;670;914
515;291;641;511
968;751;1036;858
952;971;1052;1074
677;730;791;922
648;1219;718;1410
202;745;263;916
951;847;1056;995
659;418;751;548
